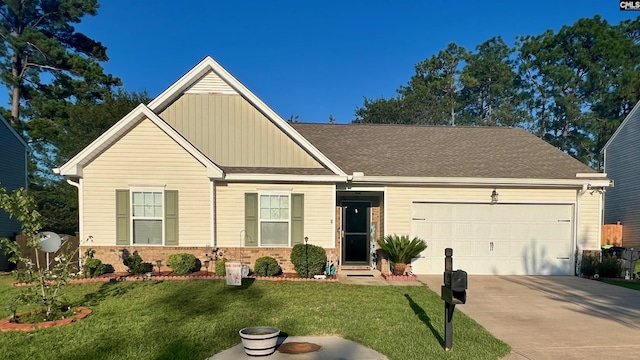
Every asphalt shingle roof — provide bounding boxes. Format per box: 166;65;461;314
291;123;598;179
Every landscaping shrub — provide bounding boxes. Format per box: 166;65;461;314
167;253;200;275
123;251;149;275
254;256;282;276
581;255;622;278
377;234;427;275
580;255;598;276
600;255;622;278
83;248;105;278
215;258;228;276
290;243;326;278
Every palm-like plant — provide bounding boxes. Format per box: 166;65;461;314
377;234;427;275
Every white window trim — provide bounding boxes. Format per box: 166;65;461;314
130;188;165;246
258;191;291;247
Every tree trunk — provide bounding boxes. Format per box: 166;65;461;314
11;50;22;124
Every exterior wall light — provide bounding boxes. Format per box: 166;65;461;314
490;189;499;204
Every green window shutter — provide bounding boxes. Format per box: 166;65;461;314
116;190;130;245
291;193;304;245
245;193;258;246
165;190;179;246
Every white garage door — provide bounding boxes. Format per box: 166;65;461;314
410;202;574;275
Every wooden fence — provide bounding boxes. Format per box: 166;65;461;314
14;234;79;270
601;222;623;247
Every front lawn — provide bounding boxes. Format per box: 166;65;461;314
603;279;640;291
0;275;509;360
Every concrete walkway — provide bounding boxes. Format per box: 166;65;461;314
208;335;387;360
418;275;640;360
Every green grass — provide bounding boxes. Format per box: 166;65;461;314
0;275;510;360
603;279;640;291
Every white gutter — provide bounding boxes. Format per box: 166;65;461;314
350;176;612;188
224;174;349;182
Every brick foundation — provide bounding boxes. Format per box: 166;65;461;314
85;246;339;274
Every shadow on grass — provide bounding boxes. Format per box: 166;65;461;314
404;294;444;347
79;280;135;306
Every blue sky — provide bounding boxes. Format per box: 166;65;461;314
71;0;635;124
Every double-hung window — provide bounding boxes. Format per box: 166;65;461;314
244;192;304;247
259;194;290;246
116;189;179;246
131;191;163;245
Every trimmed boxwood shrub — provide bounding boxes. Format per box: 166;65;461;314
167;253;200;275
215;258;228;276
83;249;105;278
254;256;282;276
123;251;149;275
290;243;327;278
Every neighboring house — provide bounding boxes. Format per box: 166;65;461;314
603;101;640;249
55;56;610;276
0;114;29;271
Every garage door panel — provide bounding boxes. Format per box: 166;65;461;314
410;202;574;275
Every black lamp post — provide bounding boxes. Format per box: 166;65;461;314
304;236;309;278
156;260;162;275
204;260;210;275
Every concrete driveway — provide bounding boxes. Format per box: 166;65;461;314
418;275;640;360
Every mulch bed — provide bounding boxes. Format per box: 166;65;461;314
0;307;91;332
12;271;339;286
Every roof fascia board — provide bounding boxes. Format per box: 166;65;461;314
57;104;224;178
147;56;346;177
224;174;348;182
350;176;612;188
602;100;640;152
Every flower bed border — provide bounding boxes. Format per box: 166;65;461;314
381;273;417;281
0;306;91;332
13;273;339;286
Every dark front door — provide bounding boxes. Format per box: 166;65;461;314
342;201;370;264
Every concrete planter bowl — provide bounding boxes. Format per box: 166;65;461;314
239;326;281;356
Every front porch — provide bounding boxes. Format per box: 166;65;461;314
336;189;385;271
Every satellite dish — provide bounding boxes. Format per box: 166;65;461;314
38;231;62;253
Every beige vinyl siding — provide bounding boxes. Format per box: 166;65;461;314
185;70;238;95
160;94;323;168
578;191;601;250
0;121;27;238
216;182;334;248
82;118;211;247
604;108;640;248
386;186;600;249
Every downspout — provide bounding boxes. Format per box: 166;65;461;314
66;177;83;272
574;184;588;276
66;178;82;241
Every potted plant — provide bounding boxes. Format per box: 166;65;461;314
377;234;427;275
238;326;280;356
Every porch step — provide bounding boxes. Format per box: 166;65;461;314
339;265;371;271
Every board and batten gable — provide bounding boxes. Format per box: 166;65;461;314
82;117;211;247
160;71;324;169
0;117;27;238
604;105;640;248
386;186;601;250
216;182;335;248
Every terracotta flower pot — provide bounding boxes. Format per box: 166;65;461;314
393;263;407;276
